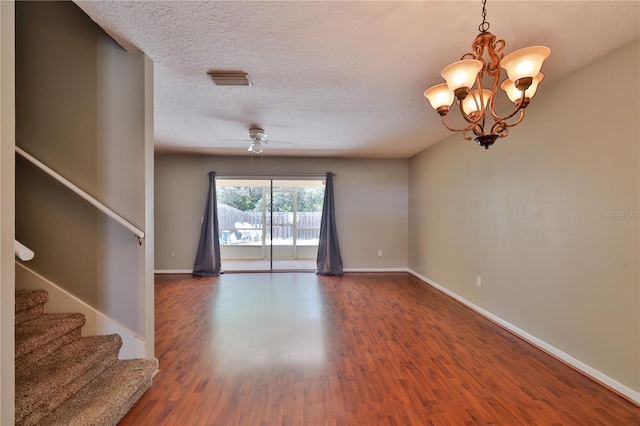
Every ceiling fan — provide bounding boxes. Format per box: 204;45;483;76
247;127;269;154
222;127;292;154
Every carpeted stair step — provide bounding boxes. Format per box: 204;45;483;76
15;290;49;325
15;334;123;426
15;313;86;374
38;358;159;426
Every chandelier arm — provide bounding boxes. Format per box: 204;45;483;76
489;95;526;122
461;52;477;61
476;74;488;124
490;109;525;137
461;129;474;141
472;123;485;138
487;39;504;75
440;115;475;136
487;72;528;123
486;66;504;122
497;103;525;122
503;108;526;128
490;122;510;139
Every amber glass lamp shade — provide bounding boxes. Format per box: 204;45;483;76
500;46;551;84
462;89;492;115
501;73;544;103
441;59;483;93
424;83;455;110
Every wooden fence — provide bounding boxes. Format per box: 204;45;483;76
217;204;321;242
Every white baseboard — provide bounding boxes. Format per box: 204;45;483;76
343;267;408;273
156;267;409;274
15;262;146;359
407;269;640;405
154;269;192;274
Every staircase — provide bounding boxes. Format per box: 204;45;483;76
15;290;158;426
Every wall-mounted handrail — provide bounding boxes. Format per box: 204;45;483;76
15;146;145;244
14;239;35;261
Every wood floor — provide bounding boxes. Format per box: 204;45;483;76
119;273;639;425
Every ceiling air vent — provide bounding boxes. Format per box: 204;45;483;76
206;71;252;86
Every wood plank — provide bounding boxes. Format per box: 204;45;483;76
119;273;640;425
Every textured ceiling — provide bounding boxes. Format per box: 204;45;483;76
75;1;639;158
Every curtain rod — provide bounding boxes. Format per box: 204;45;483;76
213;172;335;178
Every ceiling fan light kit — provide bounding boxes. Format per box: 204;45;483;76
248;141;264;154
424;0;550;149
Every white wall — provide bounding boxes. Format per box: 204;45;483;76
408;39;639;397
14;1;153;341
155;155;408;271
0;2;15;422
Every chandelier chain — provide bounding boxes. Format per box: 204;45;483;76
478;0;490;32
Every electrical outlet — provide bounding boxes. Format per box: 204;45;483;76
170;251;175;259
377;250;383;257
476;275;482;287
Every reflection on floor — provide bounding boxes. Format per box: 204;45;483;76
222;258;316;272
212;273;326;371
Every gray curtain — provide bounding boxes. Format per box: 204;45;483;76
193;171;222;276
316;172;343;275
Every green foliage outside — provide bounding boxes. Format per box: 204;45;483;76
217;186;325;213
217;186;263;212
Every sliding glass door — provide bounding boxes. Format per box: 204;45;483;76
216;178;324;272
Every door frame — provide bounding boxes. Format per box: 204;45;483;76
216;176;325;272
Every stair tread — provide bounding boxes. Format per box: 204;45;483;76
38;358;158;426
16;335;122;422
15;290;49;312
16;313;86;359
17;334;121;383
15;334;122;395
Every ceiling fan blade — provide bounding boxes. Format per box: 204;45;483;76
267;140;294;145
222;128;293;152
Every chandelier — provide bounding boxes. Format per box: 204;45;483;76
424;0;550;149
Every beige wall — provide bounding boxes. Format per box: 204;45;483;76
15;1;152;337
155;155;408;271
0;1;15;422
408;39;639;393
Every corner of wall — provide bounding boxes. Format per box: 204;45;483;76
0;1;16;422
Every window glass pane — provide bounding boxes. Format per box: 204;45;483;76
216;180;267;246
